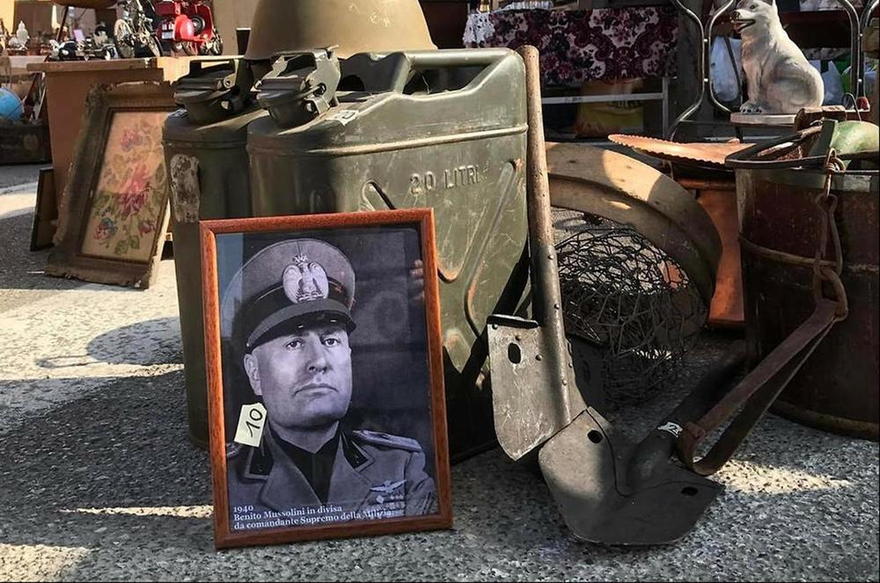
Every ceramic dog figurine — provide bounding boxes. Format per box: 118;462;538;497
732;0;824;114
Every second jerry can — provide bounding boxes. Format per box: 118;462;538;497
248;48;529;460
163;58;268;448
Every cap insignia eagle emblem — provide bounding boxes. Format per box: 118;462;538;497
282;254;329;304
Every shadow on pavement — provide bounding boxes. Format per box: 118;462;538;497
0;213;81;293
0;213;174;294
0;334;876;581
28;317;183;370
85;317;183;366
0;366;567;562
0;370;214;553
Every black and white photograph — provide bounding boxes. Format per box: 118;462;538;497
200;209;452;548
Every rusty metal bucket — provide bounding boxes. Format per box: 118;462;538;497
731;136;879;440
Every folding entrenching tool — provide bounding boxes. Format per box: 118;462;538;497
488;46;731;545
486;46;586;463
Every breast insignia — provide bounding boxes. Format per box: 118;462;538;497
370;480;406;494
370;480;407;504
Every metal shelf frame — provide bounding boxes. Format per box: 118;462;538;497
668;0;877;140
541;77;672;137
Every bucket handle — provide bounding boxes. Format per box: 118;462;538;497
726;125;879;171
676;155;851;475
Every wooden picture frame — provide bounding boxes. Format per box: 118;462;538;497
200;209;452;550
45;81;176;289
29;167;57;251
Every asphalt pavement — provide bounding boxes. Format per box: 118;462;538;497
0;164;877;582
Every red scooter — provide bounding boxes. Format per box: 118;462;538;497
154;0;222;56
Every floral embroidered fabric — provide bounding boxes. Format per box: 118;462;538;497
463;7;679;86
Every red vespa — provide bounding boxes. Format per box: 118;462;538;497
154;0;223;56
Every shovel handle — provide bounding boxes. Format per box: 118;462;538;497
519;45;585;427
519;45;557;326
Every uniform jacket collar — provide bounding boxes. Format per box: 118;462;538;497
248;428;377;512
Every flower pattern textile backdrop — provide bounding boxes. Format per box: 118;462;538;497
463;7;679;86
80;111;170;263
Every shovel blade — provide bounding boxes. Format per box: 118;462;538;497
488;315;579;460
539;412;722;546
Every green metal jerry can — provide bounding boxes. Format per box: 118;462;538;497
248;48;529;460
163;57;268;448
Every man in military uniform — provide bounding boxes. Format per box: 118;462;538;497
220;238;437;530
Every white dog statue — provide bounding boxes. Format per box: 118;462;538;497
732;0;824;114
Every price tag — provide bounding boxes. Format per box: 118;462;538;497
234;403;267;447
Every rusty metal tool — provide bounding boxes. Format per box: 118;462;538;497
607;134;751;169
488;46;727;545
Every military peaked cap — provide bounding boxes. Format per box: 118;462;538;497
220;238;356;351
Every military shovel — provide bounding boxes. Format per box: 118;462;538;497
488;46;726;545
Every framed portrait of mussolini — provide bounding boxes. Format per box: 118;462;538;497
200;209;452;549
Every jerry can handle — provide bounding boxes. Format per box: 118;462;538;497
388;48;516;93
184;56;241;78
341;48;517;95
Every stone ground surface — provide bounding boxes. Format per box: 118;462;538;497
0;164;878;582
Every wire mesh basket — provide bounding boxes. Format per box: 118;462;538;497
553;208;707;407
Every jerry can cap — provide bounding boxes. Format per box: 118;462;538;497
174;58;255;125
255;49;341;128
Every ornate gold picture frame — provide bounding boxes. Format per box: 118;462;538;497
46;82;175;289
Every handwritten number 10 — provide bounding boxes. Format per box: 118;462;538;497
246;407;264;437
